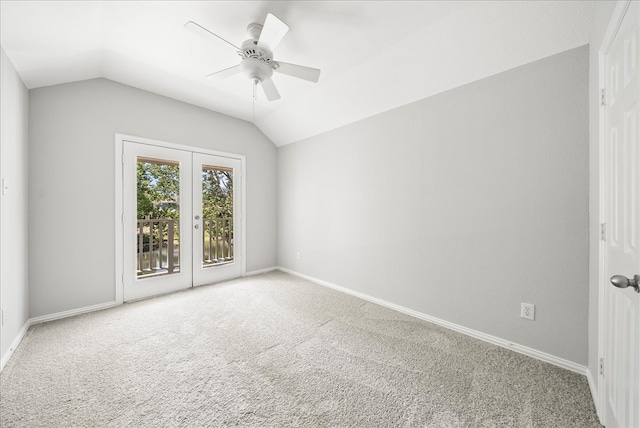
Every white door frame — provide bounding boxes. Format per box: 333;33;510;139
596;0;636;422
114;133;246;304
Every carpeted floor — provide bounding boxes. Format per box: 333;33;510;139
1;271;601;427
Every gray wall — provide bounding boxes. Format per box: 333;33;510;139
588;0;616;390
278;46;589;364
0;47;29;362
29;78;277;318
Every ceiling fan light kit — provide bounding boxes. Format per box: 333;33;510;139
185;13;321;103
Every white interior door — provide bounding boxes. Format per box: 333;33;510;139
122;140;243;301
603;2;640;427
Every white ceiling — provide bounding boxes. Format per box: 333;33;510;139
0;1;594;146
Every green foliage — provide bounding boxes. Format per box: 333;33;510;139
202;169;233;220
136;164;155;218
136;162;180;219
136;162;233;221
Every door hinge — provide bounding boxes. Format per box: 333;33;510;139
121;273;125;284
600;223;606;241
600;88;606;106
121;153;125;164
599;357;604;376
121;213;125;223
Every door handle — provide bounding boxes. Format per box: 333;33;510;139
610;274;640;293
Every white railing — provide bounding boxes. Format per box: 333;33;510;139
136;217;233;277
137;219;179;276
202;217;233;266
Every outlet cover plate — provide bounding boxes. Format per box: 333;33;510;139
521;303;535;320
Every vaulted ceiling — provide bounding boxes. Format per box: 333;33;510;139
1;1;594;146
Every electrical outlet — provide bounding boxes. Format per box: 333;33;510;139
296;251;301;261
521;303;535;320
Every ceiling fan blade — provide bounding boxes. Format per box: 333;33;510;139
184;21;241;52
257;13;289;51
261;78;281;101
205;64;241;79
274;62;321;83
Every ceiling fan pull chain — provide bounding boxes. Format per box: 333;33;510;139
252;80;257;121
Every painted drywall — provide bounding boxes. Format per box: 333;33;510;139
278;46;589;364
587;0;617;397
29;78;277;318
0;47;29;361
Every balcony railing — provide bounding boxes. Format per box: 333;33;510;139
203;217;234;266
137;219;179;277
136;217;233;277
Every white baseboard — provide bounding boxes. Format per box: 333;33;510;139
244;266;278;277
277;266;588;375
1;320;30;372
586;368;602;422
29;301;119;325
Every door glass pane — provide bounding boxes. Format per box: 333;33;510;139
136;157;180;277
201;165;234;267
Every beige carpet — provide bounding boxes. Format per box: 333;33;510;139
1;271;601;427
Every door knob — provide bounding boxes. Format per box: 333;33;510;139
610;274;640;293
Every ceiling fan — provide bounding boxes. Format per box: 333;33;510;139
185;14;321;101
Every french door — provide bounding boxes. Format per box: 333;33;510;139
122;140;243;301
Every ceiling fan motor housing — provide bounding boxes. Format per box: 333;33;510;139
239;27;275;83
